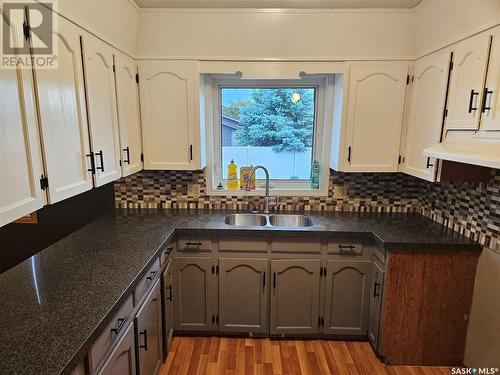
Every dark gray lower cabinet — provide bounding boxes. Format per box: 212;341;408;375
162;260;174;355
270;259;321;335
323;260;372;336
172;257;214;331
368;260;384;350
218;258;268;333
97;323;136;375
135;279;162;375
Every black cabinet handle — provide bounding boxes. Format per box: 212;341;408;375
338;244;355;250
468;89;479;113
110;316;128;334
166;285;173;301
139;330;148;351
373;281;381;298
86;152;95;173
185;242;202;248
426;157;434;169
146;270;157;280
347;146;352;163
263;272;266;288
95;151;104;172
189;145;193;161
482;88;493;112
123;147;130;164
165;247;174;256
273;272;276;289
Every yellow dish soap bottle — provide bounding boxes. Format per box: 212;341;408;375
227;159;239;190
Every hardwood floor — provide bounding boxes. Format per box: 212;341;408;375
159;337;453;375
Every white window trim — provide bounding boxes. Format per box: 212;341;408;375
203;74;335;197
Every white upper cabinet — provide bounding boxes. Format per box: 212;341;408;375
481;26;500;131
343;63;408;172
32;16;93;204
445;32;491;131
139;60;203;170
0;15;46;227
81;33;122;187
402;50;451;181
114;51;143;176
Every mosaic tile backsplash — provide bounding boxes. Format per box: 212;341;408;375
114;169;499;251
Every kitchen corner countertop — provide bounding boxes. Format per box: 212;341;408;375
0;210;482;375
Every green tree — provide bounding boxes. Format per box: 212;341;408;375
235;88;314;153
222;99;251;121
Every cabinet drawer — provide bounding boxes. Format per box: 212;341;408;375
219;236;268;252
177;236;212;252
160;242;175;267
271;238;321;253
327;240;364;256
134;258;160;304
89;293;134;373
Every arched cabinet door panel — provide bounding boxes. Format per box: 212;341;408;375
32;16;93;203
138;60;201;170
114;51;143;176
81;33;121;187
481;26;500;131
270;259;321;335
172;257;214;331
0;12;46;227
97;323;136;375
323;260;372;336
403;50;451;181
446;31;491;130
344;63;408;172
218;258;269;333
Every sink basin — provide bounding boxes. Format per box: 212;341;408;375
224;214;267;227
269;215;313;227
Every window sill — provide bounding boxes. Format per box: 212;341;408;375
205;187;328;197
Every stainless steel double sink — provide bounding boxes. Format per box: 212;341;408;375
224;213;313;228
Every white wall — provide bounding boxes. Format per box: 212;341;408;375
136;9;415;60
58;0;139;56
414;0;500;57
465;249;500;367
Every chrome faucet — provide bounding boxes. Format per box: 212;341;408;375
246;165;274;214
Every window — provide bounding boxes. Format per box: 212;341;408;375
205;76;333;196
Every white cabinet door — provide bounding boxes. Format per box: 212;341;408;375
481;26;500;131
32;16;93;203
82;34;121;186
114;52;143;176
403;50;451;181
0;16;46;227
139;60;201;170
446;31;491;130
344;63;408;172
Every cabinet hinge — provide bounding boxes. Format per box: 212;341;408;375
216;265;219;275
444;109;448;117
140;153;144;162
398;155;402;165
40;175;49;191
135;73;139;84
23;21;31;41
119;160;122;167
406;75;410;85
449;60;454;71
211;265;215;274
216;315;219;324
112;64;115;73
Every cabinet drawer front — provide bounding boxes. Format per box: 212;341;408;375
90;293;134;373
134;258;161;304
219;237;268;252
160;242;175;267
271;238;321;253
327;240;364;256
177;236;212;252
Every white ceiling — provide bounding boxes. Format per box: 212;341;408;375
133;0;423;9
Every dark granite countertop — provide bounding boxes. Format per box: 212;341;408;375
0;209;482;375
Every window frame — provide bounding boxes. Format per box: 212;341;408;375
204;74;333;197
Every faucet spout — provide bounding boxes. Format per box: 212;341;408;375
246;165;271;214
